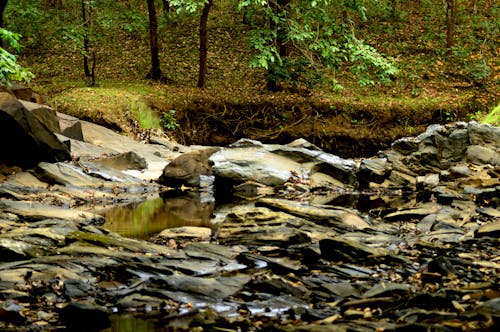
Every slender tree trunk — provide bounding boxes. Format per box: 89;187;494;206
162;0;170;13
0;0;6;48
81;0;93;84
267;0;291;91
198;0;212;89
446;0;457;52
270;0;291;57
147;0;162;80
0;0;7;28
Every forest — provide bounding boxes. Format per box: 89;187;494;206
0;0;498;154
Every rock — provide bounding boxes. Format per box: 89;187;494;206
80;120;179;180
36;162;104;187
157;226;212;241
442;128;468;161
18;100;61;133
215;206;311;246
259;198;371;230
468;123;500;148
209;138;356;188
357;158;388;188
210;146;306;186
384;202;441;222
466;145;500;166
88;151;147;171
319;238;387;263
0;92;71;167
386;170;416;188
152;274;251;299
477;220;500;237
0;200;104;224
8;83;37;102
159;147;220;187
4;171;48;188
57;112;84;141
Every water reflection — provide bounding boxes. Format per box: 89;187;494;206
102;191;214;240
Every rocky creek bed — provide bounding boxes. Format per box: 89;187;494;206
0;90;499;331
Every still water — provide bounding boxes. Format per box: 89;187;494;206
102;191;215;240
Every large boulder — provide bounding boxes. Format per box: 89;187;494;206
209;138;356;187
0;93;71;167
159;147;220;188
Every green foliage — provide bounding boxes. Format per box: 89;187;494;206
239;0;399;90
0;28;34;85
266;58;322;92
169;0;208;14
3;1;48;48
482;104;499;126
161;110;179;131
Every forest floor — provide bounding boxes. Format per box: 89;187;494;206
20;4;499;157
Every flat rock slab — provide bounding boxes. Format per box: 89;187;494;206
0;200;104;224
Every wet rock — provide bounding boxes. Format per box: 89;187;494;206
233;181;275;198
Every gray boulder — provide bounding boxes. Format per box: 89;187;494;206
159;147;220;187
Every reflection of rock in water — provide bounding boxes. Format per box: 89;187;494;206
103;191;214;239
161;191;215;228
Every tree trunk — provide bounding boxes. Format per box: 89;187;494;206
270;0;291;58
446;0;457;52
147;0;162;80
0;0;7;28
0;0;6;48
81;0;93;84
197;0;212;89
162;0;170;13
267;0;291;91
